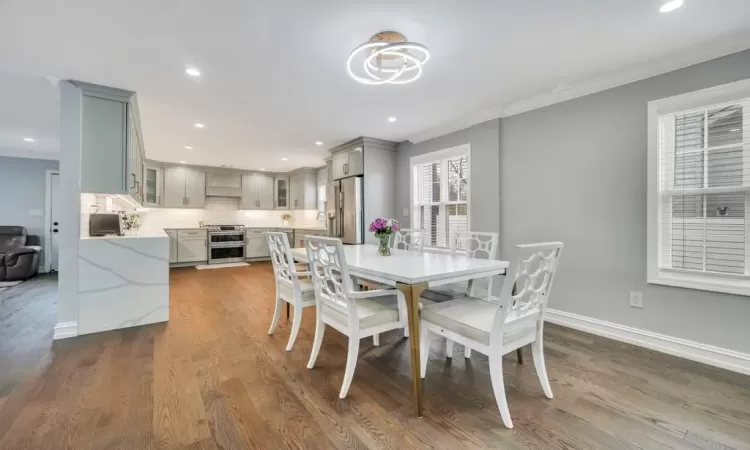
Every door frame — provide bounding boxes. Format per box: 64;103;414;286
44;169;61;273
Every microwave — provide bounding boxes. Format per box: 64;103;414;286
89;213;124;237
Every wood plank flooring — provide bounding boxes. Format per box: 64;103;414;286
1;266;749;449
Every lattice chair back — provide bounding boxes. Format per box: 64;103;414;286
266;231;295;286
451;231;499;260
304;236;356;315
392;228;425;251
491;242;564;342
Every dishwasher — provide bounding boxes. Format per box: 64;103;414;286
245;229;270;259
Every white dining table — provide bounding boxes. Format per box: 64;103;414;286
291;244;509;417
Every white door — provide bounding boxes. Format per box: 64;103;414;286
49;173;61;272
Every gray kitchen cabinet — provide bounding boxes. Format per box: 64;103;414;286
331;146;364;180
290;171;318;210
143;164;163;207
289;173;303;210
166;230;178;263
245;229;270;258
293;229;327;248
74;81;145;204
242;174;274;210
331;152;349;180
177;229;208;263
274;176;290;209
163;166;205;208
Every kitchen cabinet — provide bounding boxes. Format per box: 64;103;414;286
77;82;145;205
163;166;206;208
293;229;327;248
143;164;163;207
331;146;364;180
289;171;317;210
176;229;207;263
166;230;178;263
245;229;270;258
274;177;290;209
241;174;274;210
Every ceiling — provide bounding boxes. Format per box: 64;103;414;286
1;0;749;171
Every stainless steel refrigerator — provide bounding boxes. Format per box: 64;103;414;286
326;176;363;244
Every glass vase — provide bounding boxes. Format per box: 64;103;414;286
377;234;391;256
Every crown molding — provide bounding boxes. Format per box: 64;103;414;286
409;31;750;144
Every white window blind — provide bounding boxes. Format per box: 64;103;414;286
411;147;469;248
657;99;750;278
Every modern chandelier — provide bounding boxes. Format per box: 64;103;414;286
346;31;430;85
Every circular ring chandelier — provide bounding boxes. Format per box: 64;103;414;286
347;31;430;85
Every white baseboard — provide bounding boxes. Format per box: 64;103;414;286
53;321;78;340
544;308;750;376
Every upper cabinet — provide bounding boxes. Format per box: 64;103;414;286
163;166;206;208
241;173;274;210
274;176;289;209
75;81;145;204
289;171;317;210
331;144;364;180
143;164;163;207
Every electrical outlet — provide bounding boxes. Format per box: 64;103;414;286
629;291;643;308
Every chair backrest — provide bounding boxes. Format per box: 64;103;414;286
304;236;357;319
266;231;296;286
451;231;499;260
491;242;564;343
391;228;425;252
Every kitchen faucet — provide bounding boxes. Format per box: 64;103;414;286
316;211;327;220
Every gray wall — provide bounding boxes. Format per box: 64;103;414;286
0;156;59;238
396;49;750;354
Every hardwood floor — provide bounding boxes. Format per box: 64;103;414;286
1;266;749;449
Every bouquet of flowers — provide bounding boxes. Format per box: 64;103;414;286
369;218;400;255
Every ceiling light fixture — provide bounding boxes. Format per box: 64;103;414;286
347;31;429;85
260;168;267;171
23;137;35;142
185;66;201;77
387;116;397;122
281;157;288;161
179;160;187;164
194;123;205;129
315;141;323;146
184;146;193;150
660;0;683;12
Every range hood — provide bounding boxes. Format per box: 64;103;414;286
206;172;242;197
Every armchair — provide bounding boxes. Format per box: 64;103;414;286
0;226;42;281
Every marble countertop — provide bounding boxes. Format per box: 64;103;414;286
162;225;327;231
81;228;168;240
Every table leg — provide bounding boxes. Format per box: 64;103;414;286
396;282;427;417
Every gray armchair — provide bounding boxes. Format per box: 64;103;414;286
0;226;42;281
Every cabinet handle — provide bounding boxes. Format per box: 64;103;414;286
256;200;260;207
343;163;348;174
184;196;187;206
131;173;136;189
157;195;160;204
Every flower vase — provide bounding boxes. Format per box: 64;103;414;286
377;234;391;256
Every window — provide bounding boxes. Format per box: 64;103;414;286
648;79;750;295
410;145;470;249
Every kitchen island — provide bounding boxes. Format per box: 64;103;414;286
78;228;170;335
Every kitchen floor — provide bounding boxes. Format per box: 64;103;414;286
1;268;749;449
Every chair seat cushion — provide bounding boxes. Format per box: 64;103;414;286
421;297;538;346
278;278;316;304
323;295;400;329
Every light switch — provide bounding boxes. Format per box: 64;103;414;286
402;207;409;217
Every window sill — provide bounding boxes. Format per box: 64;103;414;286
649;272;750;297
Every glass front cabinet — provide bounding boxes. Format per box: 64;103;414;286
143;164;163;207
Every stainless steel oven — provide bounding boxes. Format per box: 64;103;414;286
206;225;246;264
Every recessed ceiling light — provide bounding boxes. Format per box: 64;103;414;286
730;128;740;132
387;116;397;122
315;141;323;146
185;66;201;77
184;145;193;150
23;137;35;142
660;0;683;13
281;157;288;161
259;168;267;171
194;123;205;129
179;160;187;164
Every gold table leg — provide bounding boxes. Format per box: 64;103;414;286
396;282;428;417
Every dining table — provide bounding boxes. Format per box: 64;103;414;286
290;243;509;417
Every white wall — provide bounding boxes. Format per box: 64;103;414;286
0;156;59;238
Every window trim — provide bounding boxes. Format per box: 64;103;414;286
647;78;750;296
410;144;471;250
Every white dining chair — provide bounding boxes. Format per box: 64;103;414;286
391;228;425;251
305;236;409;399
266;231;316;351
419;242;564;429
421;231;499;358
